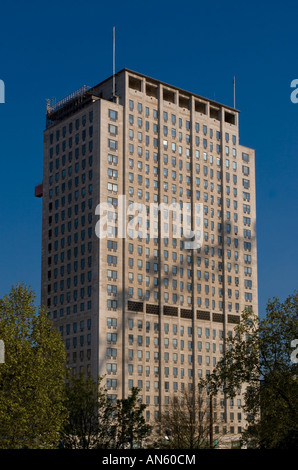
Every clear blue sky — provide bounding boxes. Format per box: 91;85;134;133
0;0;297;317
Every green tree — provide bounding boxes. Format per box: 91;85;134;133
153;387;230;449
63;378;151;449
109;388;151;449
62;373;113;449
202;292;298;449
0;284;68;448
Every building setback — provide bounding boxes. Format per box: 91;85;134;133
38;68;258;444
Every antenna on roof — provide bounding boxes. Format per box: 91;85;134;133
113;26;116;99
233;76;236;108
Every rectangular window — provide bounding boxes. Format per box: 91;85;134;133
108;124;118;136
109;109;118;121
108;139;117;150
107;183;118;192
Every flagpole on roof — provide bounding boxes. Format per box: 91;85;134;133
113;26;116;99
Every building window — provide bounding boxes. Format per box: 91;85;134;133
109;109;118;121
108;139;117;150
108;124;118;136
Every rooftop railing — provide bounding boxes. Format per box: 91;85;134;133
46;85;91;114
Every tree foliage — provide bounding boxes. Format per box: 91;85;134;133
63;377;151;449
62;373;112;449
202;292;298;448
108;387;151;449
0;284;68;448
154;388;210;449
154;387;233;449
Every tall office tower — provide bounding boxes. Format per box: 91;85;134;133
38;69;257;446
